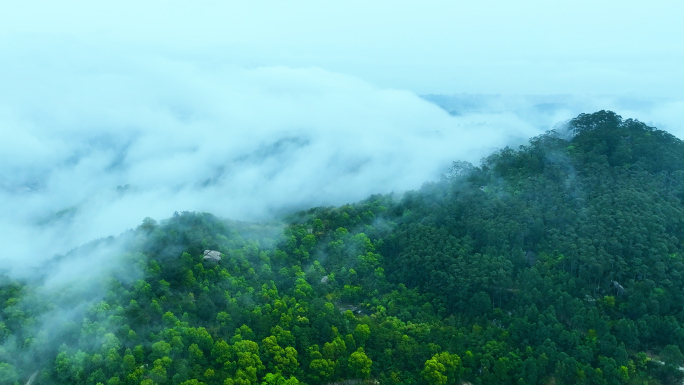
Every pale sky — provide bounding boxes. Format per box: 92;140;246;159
2;0;683;96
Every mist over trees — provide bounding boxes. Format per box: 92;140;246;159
3;111;684;384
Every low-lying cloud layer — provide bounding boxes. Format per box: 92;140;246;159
2;40;684;280
0;43;546;276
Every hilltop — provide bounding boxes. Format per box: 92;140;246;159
3;111;684;385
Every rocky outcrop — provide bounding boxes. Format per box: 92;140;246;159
611;280;626;296
203;250;221;262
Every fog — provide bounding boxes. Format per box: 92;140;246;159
1;1;683;277
0;43;529;275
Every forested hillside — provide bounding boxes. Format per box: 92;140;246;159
3;111;684;385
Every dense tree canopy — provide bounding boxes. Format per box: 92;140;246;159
2;111;684;384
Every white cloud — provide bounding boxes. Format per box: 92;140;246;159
0;41;546;277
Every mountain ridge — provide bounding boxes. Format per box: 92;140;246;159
2;111;684;385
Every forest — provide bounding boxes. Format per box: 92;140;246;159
3;110;684;384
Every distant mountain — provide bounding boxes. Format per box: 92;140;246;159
421;94;666;131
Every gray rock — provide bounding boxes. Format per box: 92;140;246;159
203;250;221;262
611;280;626;296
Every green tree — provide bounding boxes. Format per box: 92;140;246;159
309;359;336;383
262;335;298;375
353;324;371;347
260;373;300;385
0;363;19;385
348;347;372;379
421;352;462;385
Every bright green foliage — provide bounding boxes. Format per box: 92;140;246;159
308;358;336;382
353;324;370;346
179;380;206;385
262;336;298;375
322;336;346;360
422;358;447;385
348;347;372;379
260;372;300;385
421;352;463;385
230;340;264;385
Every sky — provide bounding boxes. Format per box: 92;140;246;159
2;1;683;95
1;0;684;276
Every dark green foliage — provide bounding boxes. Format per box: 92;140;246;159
2;111;684;384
